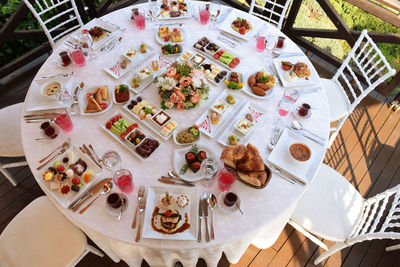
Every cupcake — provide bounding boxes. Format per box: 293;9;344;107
159;192;175;209
177;195;189;208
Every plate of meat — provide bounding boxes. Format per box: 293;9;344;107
218;10;259;40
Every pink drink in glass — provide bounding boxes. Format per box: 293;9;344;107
71;50;85;67
114;169;134;193
135;14;146;29
256;36;266;52
55;113;73;132
218;168;236;191
199;9;210;25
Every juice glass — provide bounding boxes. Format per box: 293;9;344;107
256;36;266;52
199;4;210;25
54;113;73;132
59;51;71;66
218;168;236;191
134;8;146;30
70;50;86;67
113;169;134;193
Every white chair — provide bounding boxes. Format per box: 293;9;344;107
289;164;400;265
22;0;83;48
0;103;28;186
0;196;104;266
322;30;396;147
249;0;292;29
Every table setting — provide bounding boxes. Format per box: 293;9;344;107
21;1;331;266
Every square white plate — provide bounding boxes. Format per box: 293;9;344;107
267;128;326;184
272;56;319;88
218;10;260;41
38;145;102;208
142;186;199;240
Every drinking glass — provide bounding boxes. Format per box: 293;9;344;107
113;169;134;193
59;51;72;66
277;88;299;117
199;4;210;25
54;113;73;132
297;103;311;118
134;8;146;30
256;36;266;52
209;1;221;29
78;29;94;59
107;193;123;209
265;34;277;58
56;87;73;116
217;168;236;191
276;36;286;49
200;158;219;187
102;150;121;171
148;2;160;27
70;49;86;67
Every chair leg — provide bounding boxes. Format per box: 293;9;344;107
289;220;329;251
86;244;104;257
314;242;348;265
385;244;400;251
0;165;17;186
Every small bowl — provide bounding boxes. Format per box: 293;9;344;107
125;128;146;148
41;81;62;99
137;65;153;81
210;98;230;115
234;118;254;135
289;143;312;163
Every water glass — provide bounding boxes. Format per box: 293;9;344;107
148;2;160;26
265;34;277;57
199;4;210;25
54;113;73;132
200;158;219;187
217;168;236;191
113;169;134;193
209;1;221;29
78;29;94;60
102;150;121;171
134;8;146;30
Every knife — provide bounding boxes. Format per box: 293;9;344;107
297;87;322;95
198;195;203;242
202;192;210;242
157;178;195;187
82;144;103;169
271;165;306;186
216;8;232;23
220;32;242;44
287;126;326;147
160;176;194;185
69;178;112;211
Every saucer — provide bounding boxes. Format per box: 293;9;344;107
105;193;129;217
293;109;312;120
217;191;241;214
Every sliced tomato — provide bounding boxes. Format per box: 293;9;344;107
173;28;179;32
178;4;184;9
229;63;235;68
106;120;113;129
164;36;170;42
100;103;108;109
239;26;246;35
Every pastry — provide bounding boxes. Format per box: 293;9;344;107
170;30;182;42
85;95;102;113
158;26;170;38
42;170;54;182
59;184;71;195
220;144;246;168
236;143;264;171
293;62;311;79
140;43;147;53
237;170;267;187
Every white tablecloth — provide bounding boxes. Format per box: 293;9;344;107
21;2;330;266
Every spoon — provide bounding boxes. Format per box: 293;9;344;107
207;194;217;240
79;182;113;214
292;121;327;142
118;198;126;221
236;202;244;215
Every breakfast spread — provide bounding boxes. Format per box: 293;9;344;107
159;0;189;19
220;143;269;187
85;86;109;113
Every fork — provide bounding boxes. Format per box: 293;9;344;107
37;147;67;170
132;186;145;229
135;200;146;242
41;71;73;79
88;144;101;163
38;138;71;163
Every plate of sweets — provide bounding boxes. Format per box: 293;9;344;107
158;0;192;20
156;26;185;44
142;186;199;240
79;85;112;115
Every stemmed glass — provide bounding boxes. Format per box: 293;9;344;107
265;33;277;59
78;29;95;60
200;158;219;187
209;1;221;29
148;1;161;27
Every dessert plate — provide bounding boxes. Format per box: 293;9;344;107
155;26;186;45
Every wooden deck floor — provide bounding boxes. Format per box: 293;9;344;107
0;52;399;266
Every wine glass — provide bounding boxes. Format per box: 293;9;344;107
200;158;219;187
78;29;94;59
148;2;160;27
209;1;221;29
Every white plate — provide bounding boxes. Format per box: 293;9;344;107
160;44;183;57
267;128;326;185
218;10;260;41
79;85;113;116
172;126;201;146
38;145;102;208
70;18;119;50
25;77;74;111
195;90;244;138
155;26;186;45
217;102;266;147
173;145;216;182
272;56;319;88
101;112;161;161
142;186;198;240
122;72;153;94
123;95;177;141
155;1;193;20
111;84;131;105
242;70;276;99
202;60;229;86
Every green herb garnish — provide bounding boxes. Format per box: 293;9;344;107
180;164;190;174
227;81;240;90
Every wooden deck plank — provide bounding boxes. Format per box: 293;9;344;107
248;247;277;267
231;244;260;266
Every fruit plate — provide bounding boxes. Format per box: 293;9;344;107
217;101;266;147
111;83;131;105
142;186;199;241
122;94;177;141
101;112;162;161
37;145;102;208
218;10;260;41
155;26;186;45
272;56;319;88
242;70;275;99
194;90;244;138
173;145;216;182
79;85;113;116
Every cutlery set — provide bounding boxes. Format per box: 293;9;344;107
198;192;216;242
24;112;61;123
79;144;103;169
132;186;146;242
41;72;74;79
158;170;195;187
37;139;71;170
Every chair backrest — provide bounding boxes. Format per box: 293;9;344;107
348;184;400;244
332;30;396;111
248;0;291;29
22;0;83;48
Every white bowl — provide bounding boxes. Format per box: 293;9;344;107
41;80;62;99
288;142;312;163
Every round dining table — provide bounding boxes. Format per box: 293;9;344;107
21;2;330;266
